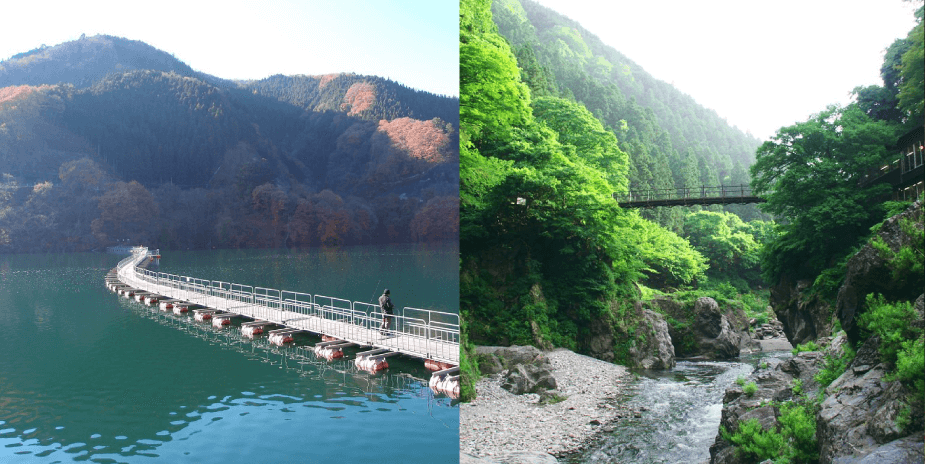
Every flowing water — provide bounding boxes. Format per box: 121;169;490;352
576;352;786;464
0;243;459;463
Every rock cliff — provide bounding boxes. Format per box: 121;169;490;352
588;300;676;369
769;276;832;346
650;296;756;360
836;200;924;344
712;200;924;463
710;332;924;464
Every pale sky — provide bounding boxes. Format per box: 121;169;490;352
0;0;459;97
533;0;919;140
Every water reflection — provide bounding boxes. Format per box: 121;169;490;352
0;251;458;463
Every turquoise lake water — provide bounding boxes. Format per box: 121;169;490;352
0;244;459;463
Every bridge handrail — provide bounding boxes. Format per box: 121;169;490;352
113;247;459;363
613;184;756;203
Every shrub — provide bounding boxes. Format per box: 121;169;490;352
859;294;919;364
895;402;912;432
778;402;819;463
744;381;758;396
871;217;924;284
721;419;785;462
792;341;821;355
791;379;803;396
459;317;480;402
891;336;924;403
815;343;856;390
736;375;746;386
721;401;819;464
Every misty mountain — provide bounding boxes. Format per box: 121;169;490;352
491;0;765;228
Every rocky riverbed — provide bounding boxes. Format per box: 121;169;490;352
461;349;635;463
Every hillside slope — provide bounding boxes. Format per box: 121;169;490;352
0;36;458;253
491;0;764;227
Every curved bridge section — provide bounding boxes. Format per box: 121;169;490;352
614;185;765;208
111;247;459;365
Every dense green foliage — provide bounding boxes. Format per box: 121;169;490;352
897;5;925;123
860;294;924;402
743;381;757;397
721;401;819;464
750;104;896;282
460;0;708;355
722;418;786;462
791;341;822;355
460;319;480;402
682;211;774;285
490;0;766;232
871;217;925;285
752;6;923;285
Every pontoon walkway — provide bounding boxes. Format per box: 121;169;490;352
109;247;459;366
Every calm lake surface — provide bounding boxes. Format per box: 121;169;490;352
0;243;459;463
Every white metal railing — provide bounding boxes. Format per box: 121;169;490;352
113;247;459;364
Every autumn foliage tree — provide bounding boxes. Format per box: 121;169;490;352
410;196;459;241
92;181;159;245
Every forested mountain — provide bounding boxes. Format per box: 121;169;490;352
0;34;227;89
460;0;715;385
243;73;459;124
490;0;765;229
0;35;459;253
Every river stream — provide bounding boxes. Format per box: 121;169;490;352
575;352;788;464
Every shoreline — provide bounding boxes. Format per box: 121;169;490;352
460;349;635;462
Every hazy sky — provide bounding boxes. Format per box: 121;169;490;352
533;0;919;140
0;0;459;97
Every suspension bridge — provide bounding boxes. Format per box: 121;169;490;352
105;247;459;397
613;184;765;208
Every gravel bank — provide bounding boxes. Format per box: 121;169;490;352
461;349;634;462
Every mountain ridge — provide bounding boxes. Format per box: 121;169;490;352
0;35;459;253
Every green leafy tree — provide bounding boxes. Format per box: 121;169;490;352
897;5;924;123
459;0;708;356
683;210;763;283
531;96;628;192
750;104;895;282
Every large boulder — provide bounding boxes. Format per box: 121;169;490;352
854;435;924;464
628;309;676;369
589;300;675;369
588;307;617;363
474;345;558;395
709;336;841;464
709;354;811;464
694;297;744;359
475;345;550;375
650;296;754;360
501;363;558;395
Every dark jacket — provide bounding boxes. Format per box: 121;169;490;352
378;294;394;314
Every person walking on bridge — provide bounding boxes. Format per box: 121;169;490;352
378;289;395;337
